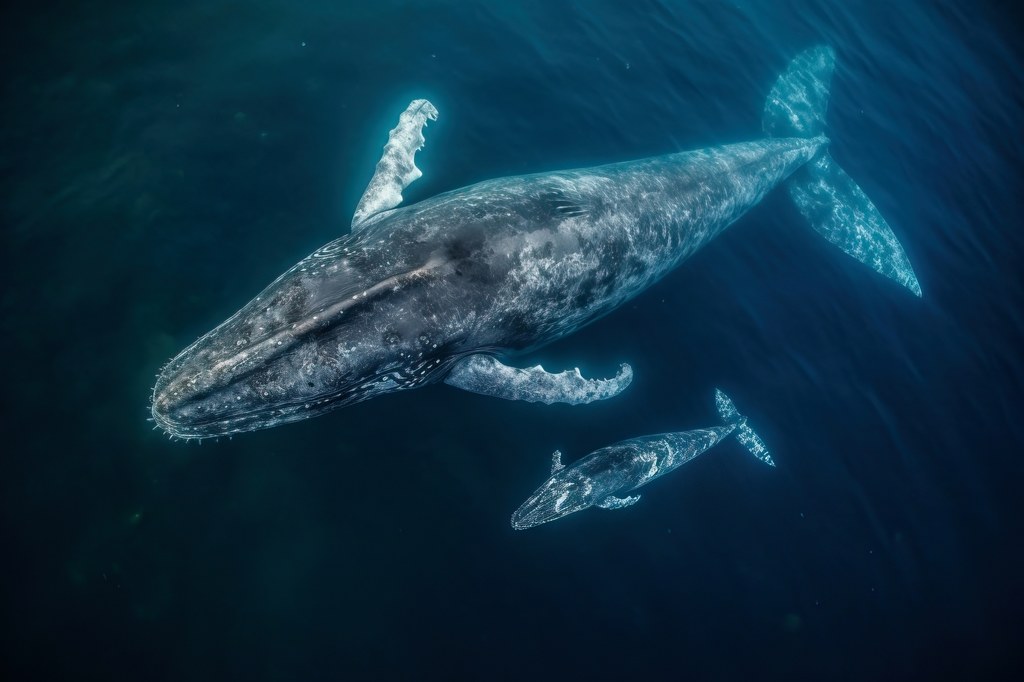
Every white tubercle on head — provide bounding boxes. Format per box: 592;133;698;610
352;98;439;230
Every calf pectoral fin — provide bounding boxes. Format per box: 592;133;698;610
352;98;438;231
550;450;565;474
444;355;632;405
596;494;641;510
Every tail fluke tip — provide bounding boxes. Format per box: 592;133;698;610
764;45;922;298
714;388;775;467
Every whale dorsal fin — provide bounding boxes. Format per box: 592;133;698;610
550;450;564;474
596;494;641;510
352;99;438;231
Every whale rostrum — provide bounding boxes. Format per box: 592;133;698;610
151;46;920;439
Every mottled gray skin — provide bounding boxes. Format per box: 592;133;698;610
152;136;824;438
512;426;734;529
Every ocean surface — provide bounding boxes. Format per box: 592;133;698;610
2;1;1022;679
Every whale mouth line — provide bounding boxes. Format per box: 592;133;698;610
151;381;369;439
150;350;473;440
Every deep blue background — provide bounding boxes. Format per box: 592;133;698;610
2;1;1023;679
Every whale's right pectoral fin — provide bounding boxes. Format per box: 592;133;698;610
596;494;641;510
444;355;633;405
351;98;438;232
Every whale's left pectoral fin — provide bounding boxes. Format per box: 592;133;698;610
596;494;641;510
444;355;633;405
352;98;438;232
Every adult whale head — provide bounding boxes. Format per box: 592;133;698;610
152;47;921;439
150;231;463;439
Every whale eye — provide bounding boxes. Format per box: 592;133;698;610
384;331;401;345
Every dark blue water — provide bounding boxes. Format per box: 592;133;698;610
3;1;1022;679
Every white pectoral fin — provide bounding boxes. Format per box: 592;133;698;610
551;450;564;474
351;98;438;231
596;494;641;510
443;355;633;405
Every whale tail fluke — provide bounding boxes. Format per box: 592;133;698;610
764;46;922;297
714;389;775;467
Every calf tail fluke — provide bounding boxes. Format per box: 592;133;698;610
764;46;922;297
714;389;775;467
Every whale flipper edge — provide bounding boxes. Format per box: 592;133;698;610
596;494;641;510
352;98;438;231
444;355;632;405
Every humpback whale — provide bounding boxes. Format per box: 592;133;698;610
512;389;773;529
151;46;920;439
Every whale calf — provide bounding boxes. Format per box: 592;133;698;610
151;46;919;439
512;389;773;529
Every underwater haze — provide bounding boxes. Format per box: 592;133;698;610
2;1;1023;679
